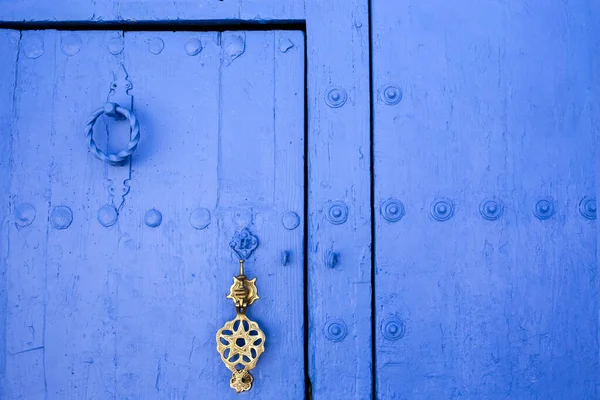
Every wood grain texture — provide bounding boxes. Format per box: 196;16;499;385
306;0;372;398
1;29;304;399
0;29;20;400
372;1;599;398
44;31;120;400
0;0;304;24
4;30;57;400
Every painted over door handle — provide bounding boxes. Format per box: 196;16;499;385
84;102;140;164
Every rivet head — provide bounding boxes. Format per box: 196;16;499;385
381;317;405;341
14;203;36;227
479;199;504;221
97;204;118;227
144;208;162;227
148;37;164;55
325;87;347;108
190;208;211;230
533;198;555;220
282;211;300;230
184;38;203;56
324;319;347;342
381;86;403;105
60;33;82;56
381;199;405;222
326;201;348;225
50;206;73;230
108;37;124;55
579;196;596;220
430;198;454;222
22;34;44;59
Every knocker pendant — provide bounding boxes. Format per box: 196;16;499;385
216;230;265;393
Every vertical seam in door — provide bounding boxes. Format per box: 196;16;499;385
216;31;223;209
367;0;377;398
302;29;311;400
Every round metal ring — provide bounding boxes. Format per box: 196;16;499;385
85;102;140;164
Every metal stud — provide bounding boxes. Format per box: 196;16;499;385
282;211;300;230
381;198;405;222
430;198;454;222
184;38;203;56
14;203;36;227
533;198;555;220
479;198;503;221
324;319;347;342
326;201;348;225
380;86;402;105
97;204;118;227
22;34;44;59
144;208;162;227
381;317;405;341
108;37;124;55
190;208;211;230
61;33;82;56
325;87;348;108
50;206;73;230
579;196;596;220
148;37;164;55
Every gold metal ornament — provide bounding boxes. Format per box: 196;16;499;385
216;259;265;393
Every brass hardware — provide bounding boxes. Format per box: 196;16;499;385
216;259;265;393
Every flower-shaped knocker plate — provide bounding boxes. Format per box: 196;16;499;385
216;313;266;393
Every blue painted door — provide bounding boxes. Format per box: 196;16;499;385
0;29;305;399
372;1;599;398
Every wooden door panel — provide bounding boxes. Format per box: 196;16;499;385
372;1;599;398
1;29;304;399
305;0;373;397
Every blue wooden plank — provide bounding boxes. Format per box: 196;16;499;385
0;0;304;23
305;0;373;398
113;31;222;399
4;30;58;400
372;1;599;398
0;29;20;400
215;30;305;398
43;31;124;399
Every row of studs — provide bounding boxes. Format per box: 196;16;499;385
20;33;296;60
13;202;303;231
324;197;597;224
324;317;405;343
15;197;596;230
325;86;402;108
380;197;597;222
21;33;207;59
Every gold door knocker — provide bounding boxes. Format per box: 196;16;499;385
216;229;265;393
